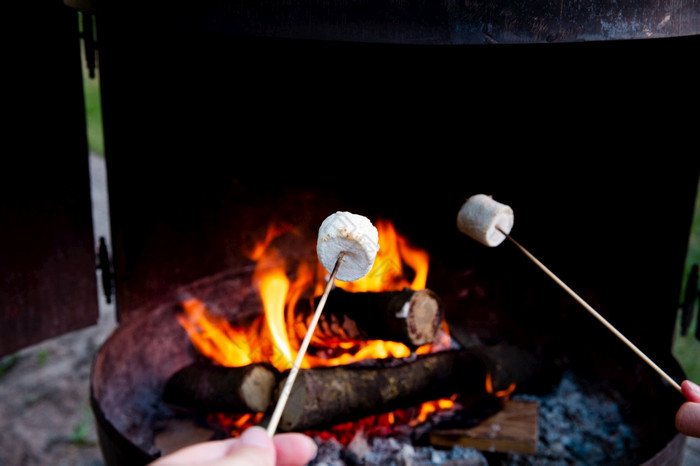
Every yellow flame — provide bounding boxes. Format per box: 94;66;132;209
176;297;254;367
337;219;428;293
178;218;434;372
258;267;293;369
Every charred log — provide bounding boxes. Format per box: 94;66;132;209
162;362;278;413
310;288;443;349
161;344;543;432
267;349;488;432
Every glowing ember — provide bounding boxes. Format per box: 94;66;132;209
486;372;517;398
411;395;458;426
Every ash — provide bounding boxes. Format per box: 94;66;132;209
312;435;488;466
507;372;640;465
310;371;639;465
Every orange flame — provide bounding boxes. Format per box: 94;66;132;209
485;372;517;398
411;395;457;426
179;218;437;371
177;218;459;436
177;297;256;367
336;219;429;293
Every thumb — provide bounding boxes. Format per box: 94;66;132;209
677;401;700;438
222;426;276;466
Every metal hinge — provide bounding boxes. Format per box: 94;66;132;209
96;236;114;304
65;0;97;79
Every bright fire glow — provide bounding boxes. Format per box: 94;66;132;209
177;217;462;437
179;218;437;371
336;219;429;293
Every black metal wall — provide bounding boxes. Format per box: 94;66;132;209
0;1;99;356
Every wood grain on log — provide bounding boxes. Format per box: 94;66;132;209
310;288;443;349
428;399;539;454
270;350;487;432
162;344;542;431
162;362;279;413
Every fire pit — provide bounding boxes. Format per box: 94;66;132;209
90;174;693;465
89;5;699;463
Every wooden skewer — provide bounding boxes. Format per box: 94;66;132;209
266;252;345;436
497;227;682;393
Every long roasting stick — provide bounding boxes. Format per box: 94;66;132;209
498;227;682;393
266;253;345;436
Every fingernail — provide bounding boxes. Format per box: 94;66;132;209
239;426;272;450
686;380;700;394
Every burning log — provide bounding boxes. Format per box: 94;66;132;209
161;344;542;433
267;349;488;432
310;288;443;349
162;362;279;414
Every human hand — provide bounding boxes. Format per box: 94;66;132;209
149;426;317;466
676;380;700;438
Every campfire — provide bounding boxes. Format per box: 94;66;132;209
164;219;509;443
175;219;437;371
90;179;691;466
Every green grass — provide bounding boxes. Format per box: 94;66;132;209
673;178;700;383
80;12;104;157
83;71;104;156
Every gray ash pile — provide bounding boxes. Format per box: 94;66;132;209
310;371;639;465
508;371;640;465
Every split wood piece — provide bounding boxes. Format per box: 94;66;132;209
428;399;539;455
310;288;444;350
267;349;488;432
162;362;279;414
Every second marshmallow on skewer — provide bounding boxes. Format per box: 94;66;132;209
454;193;682;393
457;194;514;247
317;211;380;281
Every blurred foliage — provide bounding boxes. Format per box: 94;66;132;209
0;354;18;379
83;71;104;156
80;12;104;157
673;177;700;383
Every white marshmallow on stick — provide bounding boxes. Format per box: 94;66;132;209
317;211;380;281
456;194;514;247
266;211;379;436
456;194;682;393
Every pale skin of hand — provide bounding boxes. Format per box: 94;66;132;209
677;380;700;438
149;426;317;466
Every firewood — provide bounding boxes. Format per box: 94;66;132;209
160;344;542;431
309;288;443;349
267;349;488;432
428;399;539;454
162;362;279;413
